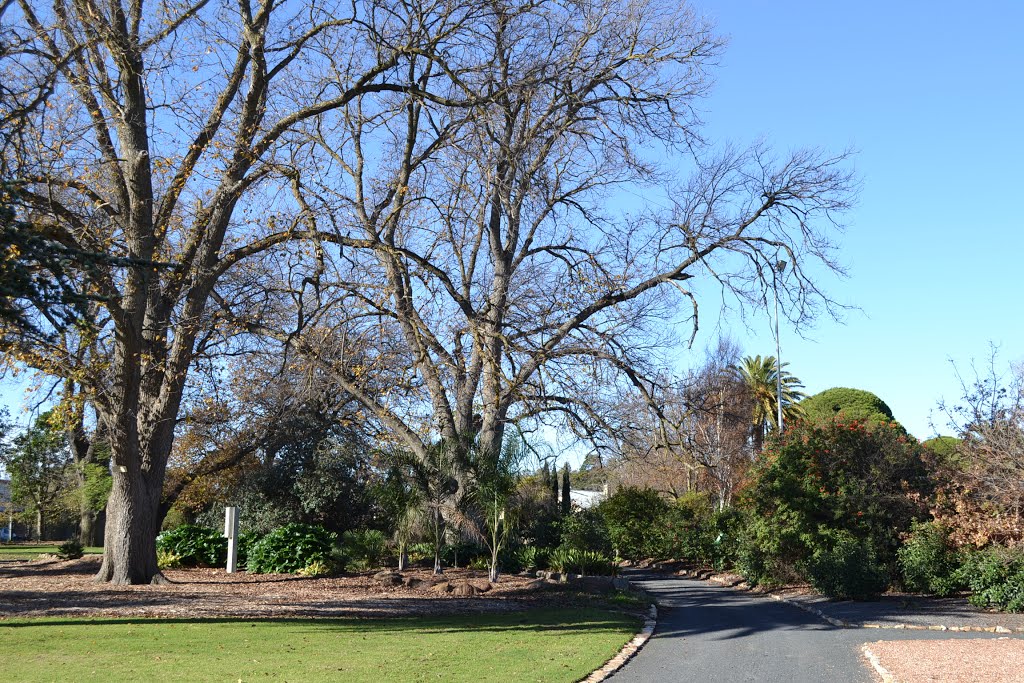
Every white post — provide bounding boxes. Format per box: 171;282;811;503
224;506;239;573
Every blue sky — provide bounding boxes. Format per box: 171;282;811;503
675;0;1024;438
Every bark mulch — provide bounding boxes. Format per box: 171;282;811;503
0;556;563;620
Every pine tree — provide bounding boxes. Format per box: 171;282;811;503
561;463;571;516
550;464;560;514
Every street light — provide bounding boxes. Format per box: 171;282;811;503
773;260;787;433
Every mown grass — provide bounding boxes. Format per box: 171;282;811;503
0;608;640;682
0;544;103;560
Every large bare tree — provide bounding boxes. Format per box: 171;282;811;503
239;0;854;480
0;0;476;583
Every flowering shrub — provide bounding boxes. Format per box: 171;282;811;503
736;419;932;593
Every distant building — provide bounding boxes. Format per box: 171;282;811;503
568;484;609;509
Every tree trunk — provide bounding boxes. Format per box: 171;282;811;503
35;508;43;541
489;548;499;583
397;546;407;572
78;507;95;547
95;472;165;584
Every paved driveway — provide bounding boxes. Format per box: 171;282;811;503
609;574;1022;683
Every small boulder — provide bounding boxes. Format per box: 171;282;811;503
374;570;403;586
451;581;481;597
431;581;453;595
403;576;425;589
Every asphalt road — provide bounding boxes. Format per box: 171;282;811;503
608;574;1021;683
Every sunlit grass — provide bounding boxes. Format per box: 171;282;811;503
0;544;103;560
0;608;640;682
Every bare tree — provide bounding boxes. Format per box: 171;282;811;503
0;0;474;583
227;0;854;489
934;350;1024;545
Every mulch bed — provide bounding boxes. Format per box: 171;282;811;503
0;556;561;620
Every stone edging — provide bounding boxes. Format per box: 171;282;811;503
861;644;897;683
706;574;1023;633
580;603;658;683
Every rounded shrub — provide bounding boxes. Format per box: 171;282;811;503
800;387;898;428
598;486;669;561
156;524;227;567
246;523;336;574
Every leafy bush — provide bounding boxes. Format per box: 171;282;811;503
246;523;337;574
548;547;616;576
157;549;183;569
407;542;435;566
958;546;1024;612
517;545;550;571
599;487;669;561
443;541;488;568
297;560;334;577
340;529;389;571
898;521;964;596
651;493;733;569
559;508;612;555
156;525;227;567
804;529;889;600
735;419;931;589
57;539;84;560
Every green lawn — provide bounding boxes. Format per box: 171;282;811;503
0;544;103;560
0;608;640;682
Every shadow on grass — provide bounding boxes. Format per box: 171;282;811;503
0;609;638;636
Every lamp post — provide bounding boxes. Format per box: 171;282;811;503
774;260;787;433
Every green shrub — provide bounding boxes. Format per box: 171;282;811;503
559;508;612;555
156;525;227;567
958;546;1024;612
548;546;616;576
804;529;889;600
340;529;389;571
408;542;435;566
735;419;931;589
247;523;336;574
443;541;488;568
517;545;550;571
648;493;721;566
599;487;669;561
898;521;963;596
57;539;84;560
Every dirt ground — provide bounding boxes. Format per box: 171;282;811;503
0;556;568;620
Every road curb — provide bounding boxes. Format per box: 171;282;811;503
705;574;1024;633
861;644;897;683
580;603;658;683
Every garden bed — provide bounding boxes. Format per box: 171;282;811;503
0;556;594;620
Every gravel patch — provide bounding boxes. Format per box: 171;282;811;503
863;638;1024;683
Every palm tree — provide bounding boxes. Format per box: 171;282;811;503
732;355;806;452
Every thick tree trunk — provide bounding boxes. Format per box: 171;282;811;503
95;469;166;584
35;508;43;541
